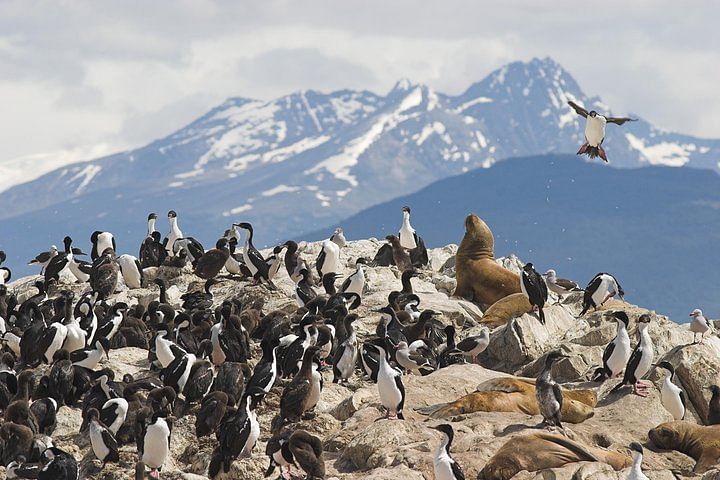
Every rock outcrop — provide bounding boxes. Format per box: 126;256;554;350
1;236;717;479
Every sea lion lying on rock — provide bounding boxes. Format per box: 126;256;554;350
480;293;533;327
454;214;531;309
478;432;631;480
416;377;596;423
649;421;720;473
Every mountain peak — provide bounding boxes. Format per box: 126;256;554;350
390;78;416;93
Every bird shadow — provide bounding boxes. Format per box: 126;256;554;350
496;422;538;437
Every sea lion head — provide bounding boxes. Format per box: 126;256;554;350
478;456;522;480
649;422;683;450
459;214;495;260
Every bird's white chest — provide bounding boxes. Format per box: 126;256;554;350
337;340;357;377
307;367;322;408
399;217;417;250
143;420;170;468
63;321;86;352
607;329;631;374
635;333;654;379
47;324;68;360
242;240;258;275
167;225;182;250
69;258;89;282
242;411;260;457
691;317;710;334
434;447;456;480
378;363;402;409
155;338;174;368
89;423;110;460
319;243;340;275
210;324;226;366
345;269;365;296
584;116;607;146
661;378;685;420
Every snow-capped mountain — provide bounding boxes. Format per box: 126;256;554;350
1;57;718;276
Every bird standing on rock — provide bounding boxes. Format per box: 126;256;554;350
593;311;631;382
330;227;346;249
580;272;624;316
375;343;405;420
87;407;119;466
193;238;230;280
689;308;711;344
28;245;58;274
542;269;581;303
164;210;183;256
521;263;548;324
398;206;418;250
536;351;567;428
316;239;340;279
656;361;686;420
610;314;654;397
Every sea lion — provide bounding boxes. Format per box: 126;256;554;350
478;432;631;480
649;421;720;473
481;293;533;327
477;377;598;407
416;377;595;423
454;214;532;308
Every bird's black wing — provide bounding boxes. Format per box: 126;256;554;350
394;374;406;414
451;459;466;480
606;115;637;125
315;249;326;278
102;427;119;458
44;254;68;282
680;390;687;419
100;402;117;429
248;247;269;277
537;273;548;300
567;100;589;118
339;275;352;293
186;238;205;260
288;434;325;478
601;341;616;368
522;272;543;305
134;258;144;286
556;278;580;291
622;345;642;384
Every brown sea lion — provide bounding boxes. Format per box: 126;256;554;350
481;293;533;326
478;432;631;480
454;214;531;309
649;421;720;473
477;377;598;407
417;377;595;423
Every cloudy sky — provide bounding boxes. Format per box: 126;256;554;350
1;0;718;166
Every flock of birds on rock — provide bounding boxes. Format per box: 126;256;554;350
0;205;492;479
0;99;713;479
0;200;716;479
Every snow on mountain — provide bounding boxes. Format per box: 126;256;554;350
1;57;719;277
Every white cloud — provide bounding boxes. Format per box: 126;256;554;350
0;0;718;165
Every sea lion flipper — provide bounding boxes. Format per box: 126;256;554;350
414;403;446;416
535;433;600;463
